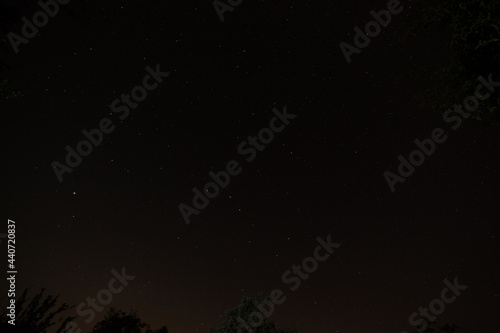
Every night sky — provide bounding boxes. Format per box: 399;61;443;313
2;0;499;332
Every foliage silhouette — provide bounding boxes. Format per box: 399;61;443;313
89;308;168;333
410;318;460;333
210;295;297;333
0;288;75;333
407;0;500;124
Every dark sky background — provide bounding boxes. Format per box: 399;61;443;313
2;0;499;332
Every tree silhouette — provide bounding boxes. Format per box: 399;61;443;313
407;0;500;124
89;308;168;333
0;288;75;333
410;318;459;333
0;79;23;100
0;2;23;100
210;296;297;333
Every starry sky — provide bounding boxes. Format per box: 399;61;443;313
2;0;499;332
